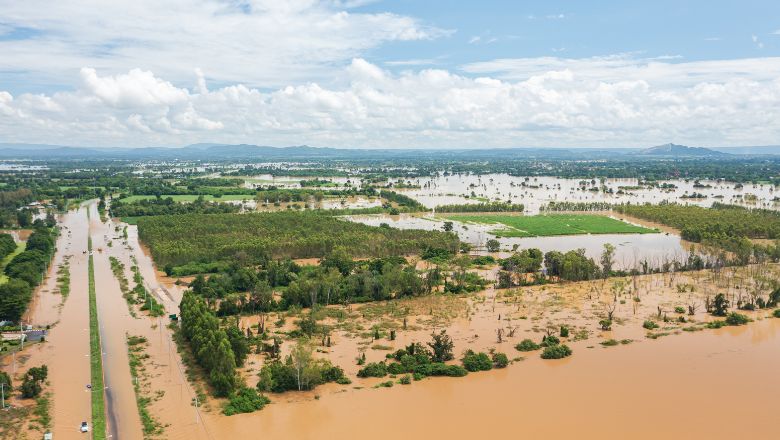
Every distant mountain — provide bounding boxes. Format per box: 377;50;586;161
711;145;780;155
0;142;774;161
639;143;728;157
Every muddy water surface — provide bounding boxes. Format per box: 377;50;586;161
204;317;780;439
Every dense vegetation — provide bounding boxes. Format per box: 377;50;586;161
138;211;459;267
110;196;241;218
179;291;244;397
435;202;524;213
614;202;780;263
0;221;57;322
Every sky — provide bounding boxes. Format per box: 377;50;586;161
1;0;780;149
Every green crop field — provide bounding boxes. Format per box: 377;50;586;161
441;214;657;237
118;194;253;203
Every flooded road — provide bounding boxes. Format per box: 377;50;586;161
1;206;92;439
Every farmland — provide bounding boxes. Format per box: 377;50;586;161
440;214;657;237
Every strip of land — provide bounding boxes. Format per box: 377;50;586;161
440;213;657;237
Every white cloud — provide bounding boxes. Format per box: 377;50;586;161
0;0;450;90
1;57;780;148
462;54;780;87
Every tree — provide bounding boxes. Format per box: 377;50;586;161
320;247;354;276
486;239;500;253
600;243;615;278
226;326;250;367
427;330;454;362
290;340;314;391
442;221;454;232
712;293;729;316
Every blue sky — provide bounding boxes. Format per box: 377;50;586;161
1;0;779;148
361;0;779;71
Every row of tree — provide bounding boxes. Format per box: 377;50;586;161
435;202;524;213
0;221;57;322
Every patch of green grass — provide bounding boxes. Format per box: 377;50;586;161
0;242;25;285
118;194;252;203
88;238;107;440
440;214;656;237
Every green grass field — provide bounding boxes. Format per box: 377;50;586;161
0;242;25;284
117;194;253;203
441;214;657;237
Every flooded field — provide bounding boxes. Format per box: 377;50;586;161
204;316;780;440
346;213;690;269
389;174;778;213
3;176;778;440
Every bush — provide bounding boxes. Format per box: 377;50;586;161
335;376;352;385
541;335;560;347
642;320;659;330
357;362;388;378
773;309;780;318
540;344;573;360
461;350;493;372
599;319;612;330
725;312;750;326
399;375;411;385
559;326;569;338
223;387;270;416
515;339;540;352
20;378;42;398
600;339;619;347
492;352;509;368
674;306;686;314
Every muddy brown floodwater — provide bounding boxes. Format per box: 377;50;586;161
201;317;780;439
2;205;92;439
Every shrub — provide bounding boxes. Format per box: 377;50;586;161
357;362;388;378
335;376;352;385
642;320;659;330
559;326;569;338
515;339;540;352
674;306;686;314
540;344;573;360
492;352;509;368
600;339;619;347
375;381;394;388
725;312;750;326
20;378;42;398
599;319;612;330
399;375;411;385
541;335;560;347
712;293;729;316
223;387;270;416
773;309;780;318
461;350;493;372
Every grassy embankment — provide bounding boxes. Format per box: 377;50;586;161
88;237;107;439
441;214;657;237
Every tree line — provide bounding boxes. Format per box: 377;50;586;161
0;219;57;322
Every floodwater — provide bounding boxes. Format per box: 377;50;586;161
345;213;690;269
390;174;778;213
2;205;91;439
205;317;780;440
